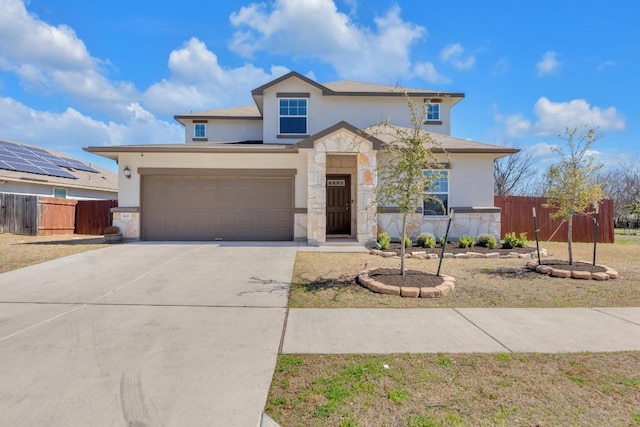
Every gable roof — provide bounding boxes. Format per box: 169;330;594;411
0;138;117;193
296;121;384;149
179;71;466;120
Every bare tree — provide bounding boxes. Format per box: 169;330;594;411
494;145;536;196
597;163;640;224
543;126;604;265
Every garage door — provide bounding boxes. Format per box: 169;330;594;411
141;169;294;241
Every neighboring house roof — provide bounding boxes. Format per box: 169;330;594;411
178;71;465;121
0;138;117;193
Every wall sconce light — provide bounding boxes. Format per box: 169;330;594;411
123;166;131;179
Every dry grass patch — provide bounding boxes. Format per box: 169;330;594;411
290;242;640;308
0;233;107;273
266;352;640;427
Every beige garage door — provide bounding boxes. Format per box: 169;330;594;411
141;170;294;241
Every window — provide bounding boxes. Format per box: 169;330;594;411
423;169;448;216
53;188;67;199
194;123;206;138
426;103;440;121
279;98;307;134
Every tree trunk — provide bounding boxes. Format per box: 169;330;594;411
568;216;573;265
400;212;407;277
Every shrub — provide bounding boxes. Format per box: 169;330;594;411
438;236;446;247
458;235;475;248
516;232;528;248
378;232;391;250
416;232;436;248
502;231;528;249
104;225;120;235
502;232;517;249
404;236;413;248
476;233;497;249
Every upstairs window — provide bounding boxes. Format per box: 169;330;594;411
279;98;307;134
426;103;440;121
423;169;449;216
194;123;206;138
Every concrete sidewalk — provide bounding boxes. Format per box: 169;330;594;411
282;307;640;354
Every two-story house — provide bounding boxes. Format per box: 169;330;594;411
85;71;517;244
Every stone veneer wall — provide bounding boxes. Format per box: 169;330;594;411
307;130;377;245
377;211;501;241
111;207;140;239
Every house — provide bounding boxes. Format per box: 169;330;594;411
85;71;517;243
0;138;117;200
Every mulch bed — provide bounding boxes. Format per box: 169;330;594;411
383;242;537;256
368;268;443;288
538;259;606;273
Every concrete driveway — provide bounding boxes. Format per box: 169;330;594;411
0;242;297;427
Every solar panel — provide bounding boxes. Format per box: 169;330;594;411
0;139;100;179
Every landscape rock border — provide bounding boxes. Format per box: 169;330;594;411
526;260;618;280
370;248;546;260
358;269;456;298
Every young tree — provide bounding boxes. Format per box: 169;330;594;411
543;126;604;264
373;96;444;276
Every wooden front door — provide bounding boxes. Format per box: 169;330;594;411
326;175;351;235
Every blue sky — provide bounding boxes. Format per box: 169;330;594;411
0;0;637;172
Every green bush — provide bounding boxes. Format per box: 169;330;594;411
476;233;497;249
517;232;528;247
404;236;413;248
416;232;436;248
378;232;391;250
438;236;446;247
502;232;518;249
458;235;475;248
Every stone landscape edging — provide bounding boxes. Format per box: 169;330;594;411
369;248;547;260
358;269;456;298
525;260;618;280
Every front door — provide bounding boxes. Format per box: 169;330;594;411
326;175;351;235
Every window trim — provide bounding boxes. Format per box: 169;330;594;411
278;98;308;135
422;169;449;217
194;122;207;139
425;102;441;122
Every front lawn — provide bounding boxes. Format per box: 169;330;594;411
289;241;640;308
0;233;107;274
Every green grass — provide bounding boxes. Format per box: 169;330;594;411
267;352;640;426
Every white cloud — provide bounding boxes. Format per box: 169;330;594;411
229;0;430;82
532;97;625;134
0;0;138;117
143;38;290;114
495;97;625;138
413;62;451;84
536;51;560;76
0;96;183;156
439;43;475;70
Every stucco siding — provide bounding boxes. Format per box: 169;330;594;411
185;119;262;142
261;81;453;144
117;152;308;208
449;154;495;208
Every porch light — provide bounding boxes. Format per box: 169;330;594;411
123;166;131;179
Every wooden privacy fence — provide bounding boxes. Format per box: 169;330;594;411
495;195;614;243
0;194;117;236
75;199;118;235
